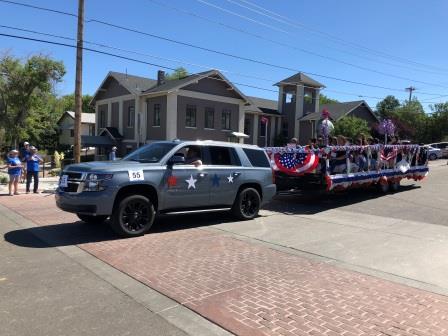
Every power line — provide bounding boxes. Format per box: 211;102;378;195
195;0;448;87
230;0;448;74
146;0;445;77
0;24;387;96
1;0;447;96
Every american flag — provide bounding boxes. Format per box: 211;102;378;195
380;148;398;161
274;150;318;175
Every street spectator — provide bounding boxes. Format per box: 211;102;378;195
20;141;31;183
6;149;22;196
109;146;117;161
25;146;43;194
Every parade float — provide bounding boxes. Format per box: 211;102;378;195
265;116;429;194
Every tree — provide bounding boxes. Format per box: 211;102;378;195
0;54;65;146
429;102;448;142
165;67;189;80
376;95;400;119
319;94;339;105
333;116;371;140
57;94;95;114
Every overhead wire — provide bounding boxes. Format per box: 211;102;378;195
146;0;445;77
0;0;446;99
231;0;448;74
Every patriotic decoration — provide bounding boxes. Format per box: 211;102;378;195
185;175;197;189
167;175;177;187
378;119;396;144
273;150;318;175
325;166;428;192
260;116;269;124
380;147;398;161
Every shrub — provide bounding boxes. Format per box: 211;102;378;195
48;168;61;177
0;173;9;184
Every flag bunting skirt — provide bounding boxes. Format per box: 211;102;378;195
265;144;429;192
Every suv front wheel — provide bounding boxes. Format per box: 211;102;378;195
232;187;261;220
111;195;155;237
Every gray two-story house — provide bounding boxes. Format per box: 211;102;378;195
90;69;377;155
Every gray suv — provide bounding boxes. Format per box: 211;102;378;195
55;140;276;237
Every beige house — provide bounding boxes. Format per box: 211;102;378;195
57;111;96;146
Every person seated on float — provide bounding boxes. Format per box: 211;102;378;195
317;137;325;148
330;136;338;146
306;138;318;150
287;137;301;151
383;136;399;168
355;135;368;172
331;135;348;174
184;146;203;167
367;137;379;170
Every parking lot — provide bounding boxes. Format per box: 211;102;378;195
1;160;447;336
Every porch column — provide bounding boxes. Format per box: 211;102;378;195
166;93;178;140
253;114;259;146
269;116;275;146
118;100;124;135
107;102;112;127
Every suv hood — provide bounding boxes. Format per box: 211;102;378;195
64;160;161;173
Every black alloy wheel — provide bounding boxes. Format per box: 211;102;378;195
111;195;155;237
232;187;261;220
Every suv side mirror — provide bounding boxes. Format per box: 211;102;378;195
167;155;185;166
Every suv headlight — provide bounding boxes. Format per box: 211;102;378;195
83;173;113;192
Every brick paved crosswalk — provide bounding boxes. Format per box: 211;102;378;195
2;194;448;336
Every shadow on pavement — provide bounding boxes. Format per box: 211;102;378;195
265;184;420;215
4;221;118;248
4;184;420;248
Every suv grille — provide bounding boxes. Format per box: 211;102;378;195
60;171;86;193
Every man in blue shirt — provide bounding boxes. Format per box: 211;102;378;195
20;141;30;183
25;146;43;194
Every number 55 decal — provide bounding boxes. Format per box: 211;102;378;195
128;169;144;181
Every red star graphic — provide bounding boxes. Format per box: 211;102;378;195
167;175;177;187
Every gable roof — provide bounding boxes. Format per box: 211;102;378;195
300;100;378;120
57;111;96;125
99;127;123;139
275;72;325;88
91;71;158;104
108;71;157;94
245;96;279;115
299;100;377;121
142;69;250;103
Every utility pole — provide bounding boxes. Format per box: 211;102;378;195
405;86;416;104
74;0;84;163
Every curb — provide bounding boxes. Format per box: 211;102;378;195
0;203;233;336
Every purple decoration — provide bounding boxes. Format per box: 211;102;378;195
378;119;396;136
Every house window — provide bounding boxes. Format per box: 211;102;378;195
127;106;135;127
153;104;161;126
99;109;106;128
260;119;266;137
221;109;231;130
186;105;196;127
205;107;214;129
70;129;74;137
244;117;251;135
285;92;294;103
282;121;288;137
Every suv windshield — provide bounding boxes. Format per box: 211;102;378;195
122;143;177;163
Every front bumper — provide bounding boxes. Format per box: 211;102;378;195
55;188;116;216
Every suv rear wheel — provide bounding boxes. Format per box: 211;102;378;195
429;153;437;160
111;195;155;237
232;187;261;220
77;214;108;224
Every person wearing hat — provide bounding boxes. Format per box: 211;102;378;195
25;146;43;194
20;141;31;183
6;149;22;196
109;146;118;161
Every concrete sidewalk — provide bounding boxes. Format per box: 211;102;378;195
0;203;231;336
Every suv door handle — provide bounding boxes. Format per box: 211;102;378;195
197;172;208;178
232;172;241;177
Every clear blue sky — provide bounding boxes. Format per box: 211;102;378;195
1;0;447;112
